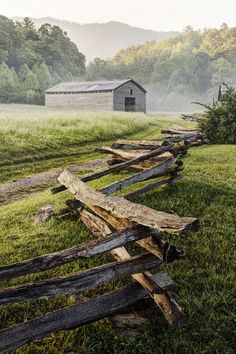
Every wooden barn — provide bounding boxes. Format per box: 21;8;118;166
45;80;147;112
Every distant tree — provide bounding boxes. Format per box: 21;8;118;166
33;63;52;91
19;64;39;90
51;70;62;85
37;24;86;77
210;58;232;87
22;17;38;40
220;23;228;30
0;15;86;104
18;64;39;103
0;63;19;102
0;49;7;65
198;84;236;144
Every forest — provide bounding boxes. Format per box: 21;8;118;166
1;15;236;108
87;24;236;109
0;16;85;104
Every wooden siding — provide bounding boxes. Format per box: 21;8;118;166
45;92;113;111
113;82;146;113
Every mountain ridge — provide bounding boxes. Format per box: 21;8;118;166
13;17;179;62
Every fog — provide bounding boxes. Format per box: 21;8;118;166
2;0;236;31
146;87;214;113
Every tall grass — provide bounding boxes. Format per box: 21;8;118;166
0;104;155;166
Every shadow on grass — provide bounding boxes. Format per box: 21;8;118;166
131;179;236;219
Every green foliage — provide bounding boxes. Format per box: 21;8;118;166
33;63;52;91
87;25;236;109
199;85;236;144
0;15;86;104
0;63;19;103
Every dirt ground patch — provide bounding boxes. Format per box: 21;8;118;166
0;159;108;207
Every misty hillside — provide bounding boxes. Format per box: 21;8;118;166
13;17;178;62
0;15;85;104
87;25;236;110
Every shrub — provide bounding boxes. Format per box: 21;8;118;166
198;84;236;144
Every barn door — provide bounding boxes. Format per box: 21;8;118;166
125;97;136;112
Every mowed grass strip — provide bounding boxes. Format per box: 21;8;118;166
0;106;235;353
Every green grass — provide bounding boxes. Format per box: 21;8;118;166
0;105;235;354
0;104;196;185
0;104;158;184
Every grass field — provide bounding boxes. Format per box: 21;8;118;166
0;104;159;184
0;105;235;354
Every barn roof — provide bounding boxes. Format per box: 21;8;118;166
45;80;147;93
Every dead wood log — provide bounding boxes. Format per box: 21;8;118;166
82;207;132;230
162;134;203;144
97;147;172;162
97;146;173;170
161;129;200;135
165;125;199;132
96;147;147;160
85;206;185;263
80;210;184;263
106;160;160;171
0;272;173;353
106;158;125;166
181;113;203;122
123;174;182;200
112;139;190;152
188;140;206;147
112;139;168;150
136;235;185;263
80;210;185;326
105;160;157;171
106;159;143;170
99;157;176;196
0;253;165;306
58;169;200;235
58;165;184;220
0;226;158;281
34;205;56;224
51;144;177;194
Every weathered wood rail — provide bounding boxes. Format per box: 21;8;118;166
181;113;203;122
0;272;173;354
0;127;204;352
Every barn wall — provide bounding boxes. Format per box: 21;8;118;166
45;92;113;110
113;82;146;113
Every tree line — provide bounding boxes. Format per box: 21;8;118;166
1;16;236;108
87;24;236;110
0;16;85;104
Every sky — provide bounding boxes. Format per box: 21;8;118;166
1;0;236;31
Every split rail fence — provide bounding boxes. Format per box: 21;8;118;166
0;127;205;353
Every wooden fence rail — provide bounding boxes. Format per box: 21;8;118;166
0;225;158;281
0;272;173;354
0;128;204;352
